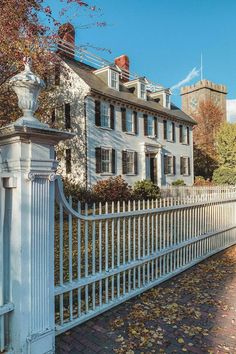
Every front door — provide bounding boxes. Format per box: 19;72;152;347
150;157;157;184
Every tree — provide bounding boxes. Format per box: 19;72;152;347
191;99;224;179
0;0;104;125
213;123;236;184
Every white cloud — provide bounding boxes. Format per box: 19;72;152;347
171;67;200;91
227;99;236;123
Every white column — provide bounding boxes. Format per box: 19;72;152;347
0;125;71;354
0;59;72;354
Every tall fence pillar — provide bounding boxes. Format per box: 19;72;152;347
0;59;72;353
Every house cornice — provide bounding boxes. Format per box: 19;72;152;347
90;88;196;126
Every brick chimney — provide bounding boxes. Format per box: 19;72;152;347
58;23;75;59
115;55;130;82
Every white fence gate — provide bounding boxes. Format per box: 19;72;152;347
54;178;236;335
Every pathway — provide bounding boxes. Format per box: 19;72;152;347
56;245;236;354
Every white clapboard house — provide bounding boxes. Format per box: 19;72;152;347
47;23;196;188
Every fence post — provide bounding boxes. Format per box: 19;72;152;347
0;60;72;353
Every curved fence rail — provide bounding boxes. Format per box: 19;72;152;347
54;177;236;335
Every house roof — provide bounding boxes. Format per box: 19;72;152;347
63;56;197;125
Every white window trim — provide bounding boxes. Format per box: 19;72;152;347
100;147;113;174
166;120;175;142
125;149;136;175
181;156;190;176
138;82;147;100
108;68;119;91
165;154;174;175
100;102;110;128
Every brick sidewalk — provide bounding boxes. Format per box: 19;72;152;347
56;245;236;354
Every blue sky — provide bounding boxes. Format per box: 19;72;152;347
45;0;236;112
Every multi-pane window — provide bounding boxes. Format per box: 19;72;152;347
110;70;119;90
122;150;138;175
147;116;154;136
180;125;190;144
126;110;133;132
96;147;115;174
140;82;146;99
180;157;190;175
164;121;175;141
101;148;111;173
165;94;170;108
164;155;176;175
126;151;135;174
101;102;110;128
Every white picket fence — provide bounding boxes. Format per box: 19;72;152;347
161;185;236;199
54;178;236;335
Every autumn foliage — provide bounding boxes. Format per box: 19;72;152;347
192;99;224;179
0;0;101;125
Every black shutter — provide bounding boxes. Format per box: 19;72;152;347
55;64;60;86
187;127;190;145
110;104;115;130
134;151;138;175
172;122;175;141
122;150;127;174
121;108;126;131
180;157;184;175
51;109;56;125
164;155;168;175
66;149;71;173
95;147;102;173
179;125;183;143
163;120;167;139
112;149;116;173
173;156;176;175
133;111;138;134
154;117;158;137
65;103;71;129
143;114;148;136
188;157;191;175
95;100;101;126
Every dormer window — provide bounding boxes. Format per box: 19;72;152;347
165;94;170;108
110;70;119;90
139;82;147;100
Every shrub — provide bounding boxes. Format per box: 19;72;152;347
92;176;132;203
132;180;160;200
213;167;236;185
194;176;214;186
171;179;186;186
62;177;95;204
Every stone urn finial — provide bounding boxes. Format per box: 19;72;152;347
9;57;48;127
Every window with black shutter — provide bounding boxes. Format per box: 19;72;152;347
65;103;71;129
122;150;127;174
66;149;71;173
163;120;167;139
110;105;115;130
173;156;176;175
55;64;60;86
112;149;116;173
95;147;101;173
172;122;175;141
95;100;101;126
143;114;148;136
164;155;168;174
180;157;184;175
121;108;126;132
188;157;191;175
154;117;158;137
187;127;190;145
179;125;183;143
